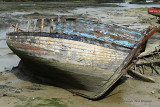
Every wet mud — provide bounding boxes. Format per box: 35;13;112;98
0;2;160;107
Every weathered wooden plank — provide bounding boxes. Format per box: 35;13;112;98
26;20;32;32
40;19;44;32
32;19;37;32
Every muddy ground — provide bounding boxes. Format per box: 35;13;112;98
0;2;160;107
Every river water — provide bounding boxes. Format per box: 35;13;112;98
0;22;20;72
109;2;160;9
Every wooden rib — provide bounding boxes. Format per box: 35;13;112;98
26;20;31;32
40;19;44;32
50;19;54;33
32;19;37;32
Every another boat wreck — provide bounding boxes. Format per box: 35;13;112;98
148;7;160;17
6;17;158;99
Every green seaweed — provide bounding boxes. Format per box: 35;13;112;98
15;97;69;107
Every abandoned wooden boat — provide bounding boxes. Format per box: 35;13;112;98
6;17;158;99
148;7;160;17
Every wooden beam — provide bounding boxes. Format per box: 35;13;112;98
97;17;101;24
128;70;155;83
8;25;14;33
64;18;66;23
26;20;31;32
50;18;54;33
57;16;60;22
14;23;19;32
40;18;44;32
32;19;38;32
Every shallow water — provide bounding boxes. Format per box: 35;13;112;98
0;29;8;39
107;2;160;9
0;27;20;72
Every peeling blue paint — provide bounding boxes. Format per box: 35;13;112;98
107;36;133;46
64;29;104;41
80;20;93;25
103;31;108;34
101;25;105;28
64;29;134;47
120;29;126;32
48;19;145;49
134;46;137;48
64;29;73;34
88;27;94;31
79;20;105;28
112;33;119;36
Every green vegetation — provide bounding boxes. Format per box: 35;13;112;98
132;0;160;2
15;97;70;107
132;0;145;2
2;0;92;1
95;0;124;3
1;0;124;2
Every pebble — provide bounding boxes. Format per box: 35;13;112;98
15;89;22;93
5;82;12;84
151;90;155;94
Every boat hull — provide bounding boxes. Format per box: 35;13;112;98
148;7;160;17
6;32;132;98
6;25;158;99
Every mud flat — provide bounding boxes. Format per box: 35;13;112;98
0;2;160;107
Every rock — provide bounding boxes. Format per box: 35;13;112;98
5;82;12;84
4;66;12;72
0;85;15;90
3;93;7;96
27;85;44;90
15;89;22;93
151;90;155;94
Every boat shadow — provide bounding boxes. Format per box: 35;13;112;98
10;60;128;100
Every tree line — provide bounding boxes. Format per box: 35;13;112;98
1;0;159;3
0;0;124;2
1;0;92;1
132;0;160;2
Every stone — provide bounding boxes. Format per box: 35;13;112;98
151;90;155;94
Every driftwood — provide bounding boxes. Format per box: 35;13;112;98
128;70;155;83
133;43;160;75
150;64;159;74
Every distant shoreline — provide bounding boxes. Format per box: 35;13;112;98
0;2;120;12
129;2;160;4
